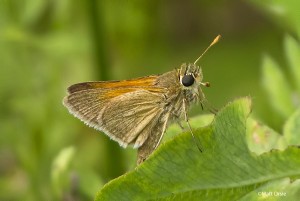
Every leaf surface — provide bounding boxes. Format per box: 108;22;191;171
95;98;300;201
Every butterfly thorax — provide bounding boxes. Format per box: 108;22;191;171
154;63;204;119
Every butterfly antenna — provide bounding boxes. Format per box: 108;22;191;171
194;34;221;65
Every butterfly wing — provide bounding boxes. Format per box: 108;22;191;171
63;77;168;148
66;76;161;93
97;90;166;148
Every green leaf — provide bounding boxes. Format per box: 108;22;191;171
95;98;300;201
248;0;300;37
246;118;282;154
262;55;295;119
285;35;300;92
51;146;76;198
240;178;300;200
283;108;300;145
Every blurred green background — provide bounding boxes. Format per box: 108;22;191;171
0;0;299;200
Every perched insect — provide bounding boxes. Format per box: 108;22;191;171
63;35;220;164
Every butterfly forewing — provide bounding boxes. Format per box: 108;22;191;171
63;77;168;148
67;76;160;93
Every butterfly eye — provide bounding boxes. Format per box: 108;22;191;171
181;74;195;87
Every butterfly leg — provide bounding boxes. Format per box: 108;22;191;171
176;120;185;131
183;99;203;152
154;112;170;150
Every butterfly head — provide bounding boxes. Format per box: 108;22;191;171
179;63;209;87
179;63;210;102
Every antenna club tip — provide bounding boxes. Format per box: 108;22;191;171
194;34;221;65
213;34;221;44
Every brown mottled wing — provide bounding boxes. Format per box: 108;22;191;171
97;90;166;148
63;77;167;148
